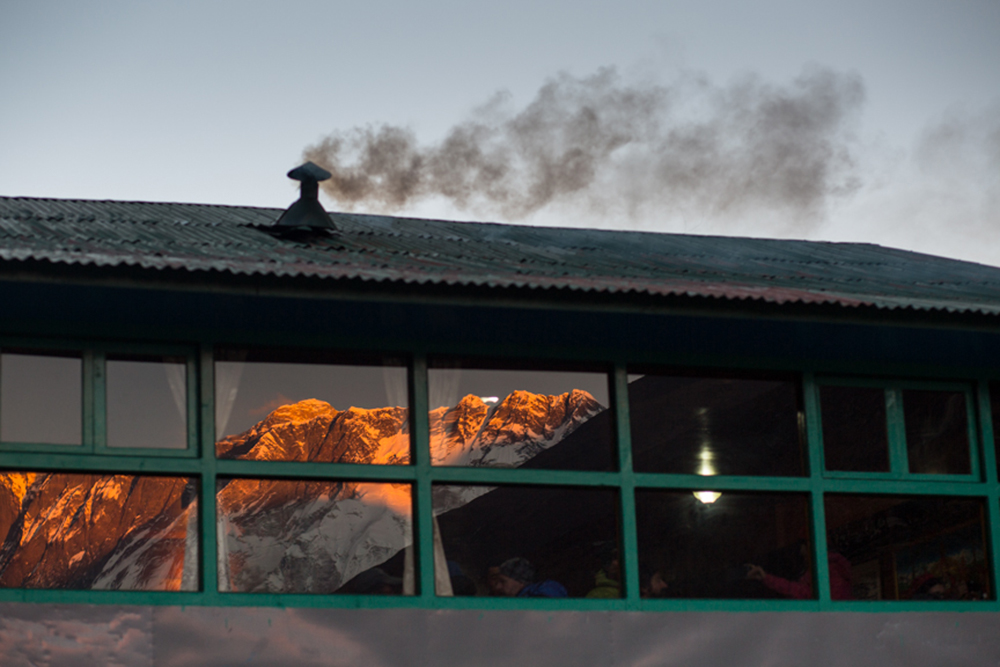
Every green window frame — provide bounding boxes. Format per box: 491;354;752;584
0;340;198;457
1;344;999;613
814;377;980;481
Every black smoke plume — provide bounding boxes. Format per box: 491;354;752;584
304;66;864;226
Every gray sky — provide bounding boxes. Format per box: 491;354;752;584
2;1;998;264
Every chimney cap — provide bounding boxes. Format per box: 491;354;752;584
287;161;332;182
274;162;336;230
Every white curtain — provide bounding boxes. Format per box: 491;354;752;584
402;515;454;596
382;362;408;409
429;367;462;412
214;356;246;439
164;362;187;423
181;495;199;591
216;510;232;592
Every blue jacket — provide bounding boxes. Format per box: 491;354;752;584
518;580;568;597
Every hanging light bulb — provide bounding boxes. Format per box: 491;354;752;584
693;490;722;504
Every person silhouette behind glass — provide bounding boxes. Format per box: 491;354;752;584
487;557;567;597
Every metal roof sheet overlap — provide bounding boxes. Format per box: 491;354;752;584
2;196;1000;316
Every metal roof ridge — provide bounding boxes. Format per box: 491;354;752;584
0;195;284;213
1;196;986;265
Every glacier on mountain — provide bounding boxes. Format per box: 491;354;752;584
0;388;603;593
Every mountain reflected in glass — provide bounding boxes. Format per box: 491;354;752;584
0;473;197;590
214;352;410;464
429;365;614;471
217;479;412;595
211;356;616;594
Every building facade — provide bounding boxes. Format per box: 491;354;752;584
1;190;999;665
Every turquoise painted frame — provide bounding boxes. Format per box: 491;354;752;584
813;376;980;481
0;341;199;458
0;339;89;453
0;340;998;613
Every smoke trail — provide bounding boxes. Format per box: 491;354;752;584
304;66;864;226
828;102;1000;266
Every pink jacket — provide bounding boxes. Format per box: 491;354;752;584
763;553;853;600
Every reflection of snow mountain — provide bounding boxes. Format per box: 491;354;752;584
216;479;412;593
215;389;603;468
429;389;603;467
0;390;603;592
216;389;604;592
428;389;604;514
0;473;196;590
216;399;411;464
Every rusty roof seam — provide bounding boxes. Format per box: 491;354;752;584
6;250;998;313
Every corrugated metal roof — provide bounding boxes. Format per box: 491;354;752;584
2;196;1000;316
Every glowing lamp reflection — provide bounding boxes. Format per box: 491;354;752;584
693;443;722;503
693;490;722;504
697;451;717;477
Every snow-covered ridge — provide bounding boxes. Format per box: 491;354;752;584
0;473;195;591
216;388;604;468
430;388;604;467
0;389;604;592
215;388;604;592
216;399;410;465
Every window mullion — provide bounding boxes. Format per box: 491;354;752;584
410;353;436;600
975;380;1000;601
198;344;219;601
979;380;999;486
186;354;199;453
966;385;982;480
613;363;640;609
803;372;831;605
885;386;908;476
92;350;107;453
81;350;96;453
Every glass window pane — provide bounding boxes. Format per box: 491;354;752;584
106;356;187;449
629;373;805;476
215;350;409;464
428;362;613;470
0;472;198;590
903;390;970;475
820;385;890;472
825;495;990;601
217;479;412;594
1;351;82;445
636;491;812;599
434;485;620;597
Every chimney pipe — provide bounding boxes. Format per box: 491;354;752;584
275;162;336;229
